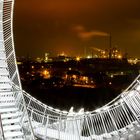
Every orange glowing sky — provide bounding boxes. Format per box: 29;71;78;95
14;0;140;57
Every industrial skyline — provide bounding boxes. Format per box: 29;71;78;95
14;0;140;57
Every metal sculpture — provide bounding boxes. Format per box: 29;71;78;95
0;0;140;139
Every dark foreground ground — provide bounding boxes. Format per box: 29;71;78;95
23;85;126;111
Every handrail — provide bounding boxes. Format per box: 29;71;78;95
23;74;140;115
87;74;140;114
12;73;140;119
1;0;140;138
14;89;36;139
0;113;5;140
11;77;140;139
13;83;68;116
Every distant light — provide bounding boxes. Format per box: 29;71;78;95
82;76;88;82
17;62;22;65
87;55;91;59
65;74;68;79
118;55;122;59
36;57;43;63
111;74;114;78
109;82;112;85
121;72;124;75
102;51;105;54
72;75;77;79
59;52;65;56
76;56;80;61
42;70;50;79
43;70;49;75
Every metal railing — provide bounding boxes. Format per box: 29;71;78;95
1;0;35;139
2;0;140;139
0;113;5;140
12;75;140;139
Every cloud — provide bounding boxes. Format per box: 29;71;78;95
72;25;109;40
78;31;109;40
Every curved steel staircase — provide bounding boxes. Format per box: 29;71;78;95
1;0;140;140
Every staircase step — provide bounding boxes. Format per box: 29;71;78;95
0;60;7;67
0;107;18;113
2;118;20;125
0;96;15;102
0;51;6;59
0;83;12;90
4;131;23;138
0;76;10;82
3;124;21;131
6;138;24;140
0;48;5;52
1;112;22;119
0;89;12;92
0;102;15;107
0;91;14;97
0;68;9;75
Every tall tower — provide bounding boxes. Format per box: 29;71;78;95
109;34;112;59
44;52;49;62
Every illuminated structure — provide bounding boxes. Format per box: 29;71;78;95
1;0;140;139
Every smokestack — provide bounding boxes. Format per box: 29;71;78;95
109;34;112;59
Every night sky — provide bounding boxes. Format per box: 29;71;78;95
14;0;140;58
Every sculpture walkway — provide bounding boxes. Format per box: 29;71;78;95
1;0;140;139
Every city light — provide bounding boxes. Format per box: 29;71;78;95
87;55;92;59
31;66;34;69
2;0;140;139
109;82;112;85
42;70;50;79
118;55;122;59
76;56;80;61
